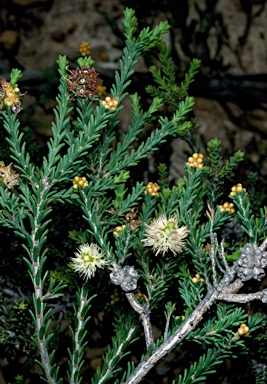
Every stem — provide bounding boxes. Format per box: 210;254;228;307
98;326;137;384
32;178;56;383
69;285;89;384
217;289;267;303
164;313;172;341
209;221;217;285
126;293;155;350
81;190;112;258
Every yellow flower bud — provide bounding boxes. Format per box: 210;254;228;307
187;153;204;170
230;183;245;196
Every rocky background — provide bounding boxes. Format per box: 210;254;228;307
1;0;267;180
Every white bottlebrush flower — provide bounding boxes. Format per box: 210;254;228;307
71;243;107;280
142;214;188;256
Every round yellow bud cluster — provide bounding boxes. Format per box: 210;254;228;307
219;202;235;213
113;224;126;237
238;323;249;336
175;315;186;321
192;273;204;284
96;79;106;97
102;96;118;110
73;176;89;191
187;153;204;170
79;41;90;56
230;183;246;197
145;182;160;196
111;288;124;304
0;79;22;113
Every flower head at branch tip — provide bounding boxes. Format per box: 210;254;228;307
113;224;126;237
142;214;188;256
0;79;22;113
145;182;160;196
73;176;88;191
230;183;246;197
192;274;204;284
66;66;98;100
187;153;204;170
237;323;249;337
102;96;118;110
71;243;107;280
79;41;90;56
0;162;20;189
219;202;235;213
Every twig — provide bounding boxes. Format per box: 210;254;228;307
206;205;217;285
126;293;155;350
98;326;137;384
217;289;267;303
69;284;89;384
164;311;172;341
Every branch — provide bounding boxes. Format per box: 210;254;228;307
124;289;218;384
124;237;267;384
217;289;267;303
126;293;155;350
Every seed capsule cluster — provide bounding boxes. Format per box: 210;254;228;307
236;242;267;281
230;183;246;196
67;66;98;100
187;153;204;170
0;79;22;113
109;264;140;292
219;202;235;213
73;176;89;191
238;323;249;336
145;182;160;196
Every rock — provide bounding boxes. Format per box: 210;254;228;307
12;0;48;5
50;30;66;43
0;30;19;50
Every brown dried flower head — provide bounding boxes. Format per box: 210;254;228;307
67;66;99;100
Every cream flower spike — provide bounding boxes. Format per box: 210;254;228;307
71;243;107;280
142;214;188;256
